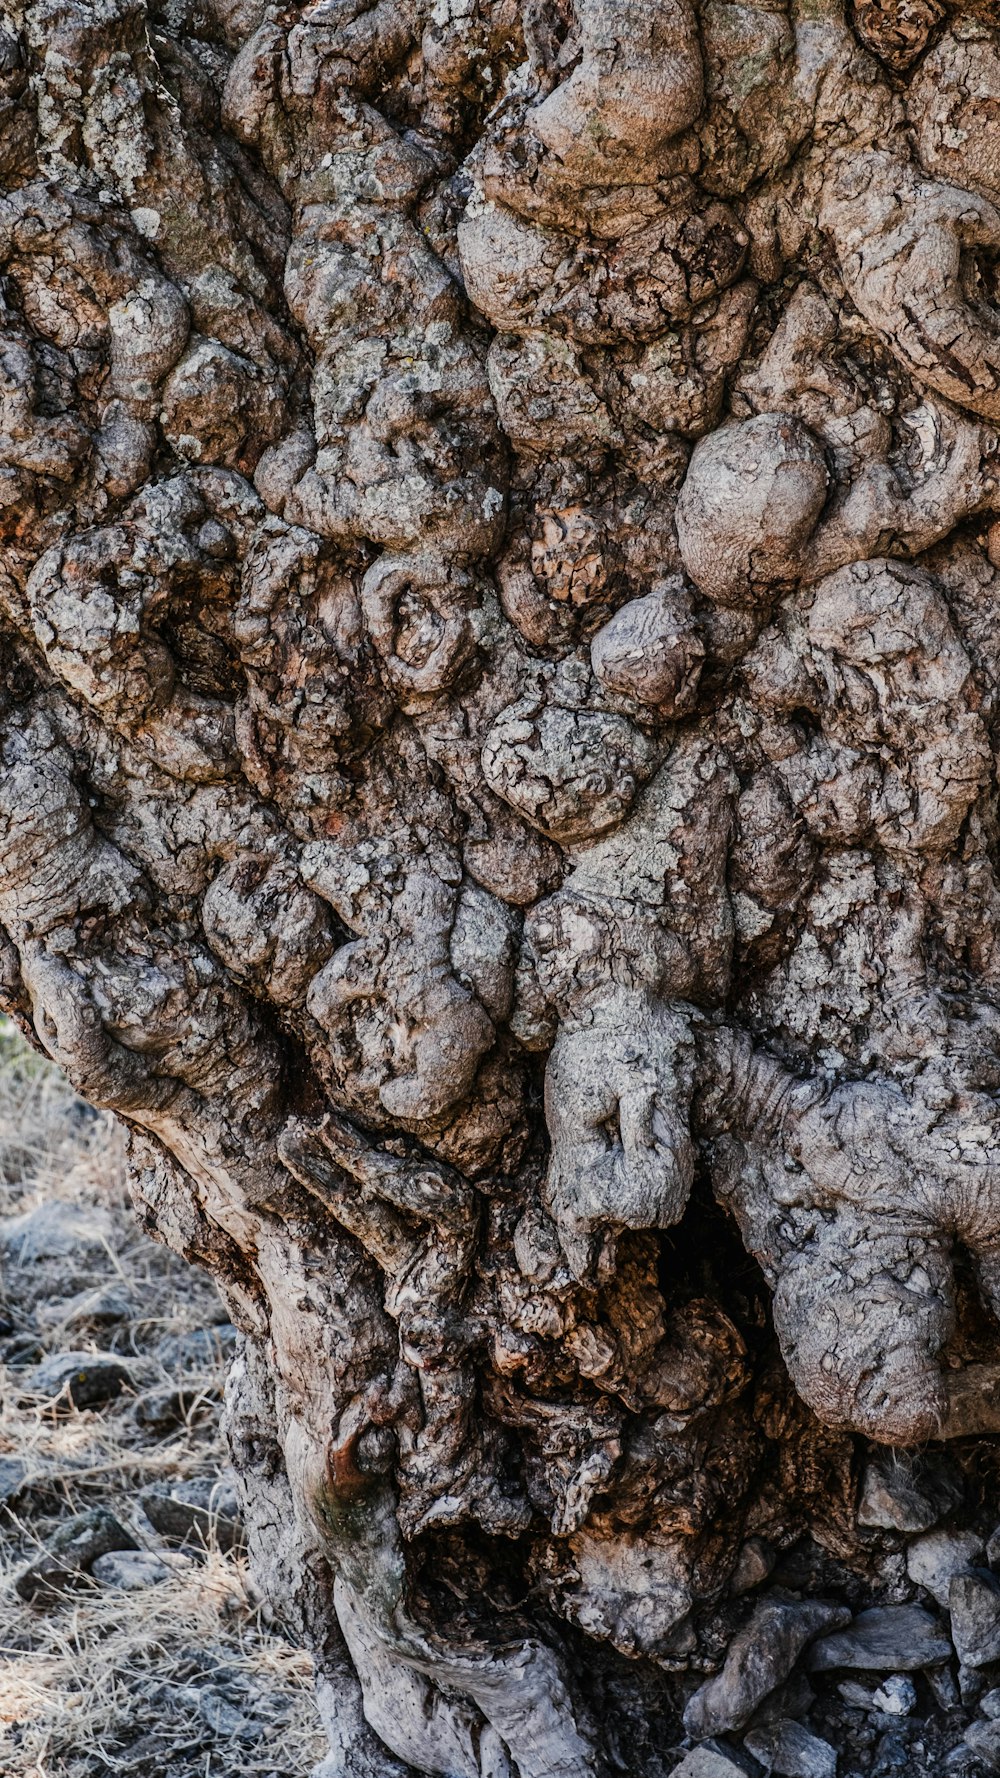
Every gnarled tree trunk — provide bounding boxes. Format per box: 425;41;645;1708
4;0;1000;1770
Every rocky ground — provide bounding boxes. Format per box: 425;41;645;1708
0;1021;324;1778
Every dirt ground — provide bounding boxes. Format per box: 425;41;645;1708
0;1020;325;1778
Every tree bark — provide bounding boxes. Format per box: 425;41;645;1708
4;0;1000;1770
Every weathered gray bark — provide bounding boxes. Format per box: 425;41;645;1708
5;0;1000;1769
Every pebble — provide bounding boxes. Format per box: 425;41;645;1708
21;1349;133;1410
748;1674;815;1729
731;1538;776;1595
871;1675;916;1716
15;1506;137;1602
873;1728;910;1770
926;1664;962;1712
0;1455;29;1505
0;1199;114;1263
950;1568;1000;1668
195;1686;256;1740
162;1680;258;1741
987;1525;1000;1568
965;1719;1000;1772
960;1662;991;1706
156;1325;238;1370
139;1476;242;1552
38;1283;134;1330
857;1458;941;1533
671;1745;758;1778
91;1549;172;1590
837;1673;918;1724
134;1384;221;1430
743;1719;837;1778
907;1528;984;1608
1;1332;44;1367
838;1679;879;1710
684;1596;850;1736
807;1604;952;1673
982;1689;1000;1721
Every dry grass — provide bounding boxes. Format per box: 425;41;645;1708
0;1019;325;1778
0;1023;116;1208
0;1553;325;1778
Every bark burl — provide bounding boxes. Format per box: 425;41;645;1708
5;0;1000;1769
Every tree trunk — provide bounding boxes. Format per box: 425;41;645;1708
4;0;1000;1769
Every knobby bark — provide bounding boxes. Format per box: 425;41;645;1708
4;0;1000;1769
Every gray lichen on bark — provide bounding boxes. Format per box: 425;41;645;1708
4;0;1000;1769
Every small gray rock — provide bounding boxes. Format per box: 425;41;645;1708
156;1325;238;1370
134;1384;221;1430
746;1674;816;1730
196;1686;256;1740
837;1679;878;1711
22;1350;133;1409
857;1458;940;1533
2;1332;44;1367
38;1284;133;1331
15;1507;137;1602
807;1604;951;1672
907;1528;984;1608
986;1524;1000;1569
871;1674;916;1716
110;1733;170;1772
836;1672;917;1725
0;1455;29;1505
965;1719;1000;1772
960;1662;992;1706
926;1664;962;1712
139;1475;242;1551
950;1568;1000;1668
684;1596;850;1736
91;1549;172;1590
743;1719;836;1778
982;1689;1000;1721
0;1199;114;1263
732;1539;776;1596
671;1745;759;1778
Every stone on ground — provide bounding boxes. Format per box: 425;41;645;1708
0;1199;115;1263
671;1744;760;1778
857;1458;943;1533
684;1596;850;1736
91;1549;172;1590
965;1719;1000;1771
22;1349;133;1408
731;1539;776;1595
139;1475;242;1551
0;1454;29;1503
926;1664;962;1712
134;1384;221;1429
807;1605;951;1672
15;1506;137;1602
743;1718;837;1778
871;1675;917;1716
907;1529;984;1608
37;1283;134;1330
949;1569;1000;1669
156;1325;238;1369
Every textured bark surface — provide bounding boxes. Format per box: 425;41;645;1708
5;0;1000;1770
